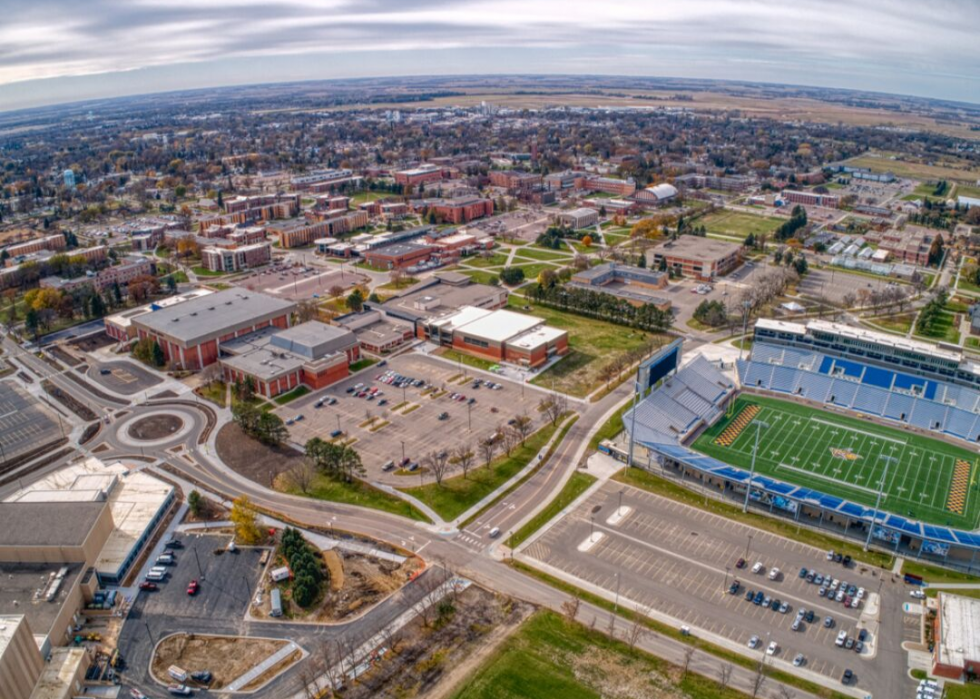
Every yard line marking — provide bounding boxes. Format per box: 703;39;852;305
811;416;907;444
776;463;880;495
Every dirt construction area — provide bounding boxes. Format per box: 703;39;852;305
216;421;304;487
151;633;293;690
275;352;554;482
253;548;421;623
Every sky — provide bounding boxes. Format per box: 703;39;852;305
1;0;979;112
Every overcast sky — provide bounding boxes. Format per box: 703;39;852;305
1;0;979;111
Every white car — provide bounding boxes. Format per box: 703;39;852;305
856;587;866;600
836;630;848;647
766;641;778;656
751;562;764;574
910;589;926;599
768;567;781;581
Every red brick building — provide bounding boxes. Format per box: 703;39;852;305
393;164;445;188
647;237;742;281
424;196;494;224
219;321;360;398
363;242;434;270
131;290;295;370
201;242;272;272
489;170;542;191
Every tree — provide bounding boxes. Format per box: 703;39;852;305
561;596;580;622
188;489;203;517
230;495;261;544
296;299;319;323
540;394;568;426
511;414;533;445
581;234;593;248
423;450;451;486
450;445;475;479
25;309;40;340
256;412;288;446
499;267;525;286
479;435;498;468
537;268;558;288
151;341;166;368
346;288;364;312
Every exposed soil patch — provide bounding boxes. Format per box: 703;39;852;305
128;414;184;440
70;332;113;352
151;633;290;690
253;548;420;623
342;586;531;699
49;345;82;367
216;422;302;488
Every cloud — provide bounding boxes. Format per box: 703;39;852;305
0;0;978;109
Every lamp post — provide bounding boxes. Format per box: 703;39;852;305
742;420;770;513
865;454;898;551
400;440;406;464
739;300;751;361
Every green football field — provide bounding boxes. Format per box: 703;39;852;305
693;395;980;530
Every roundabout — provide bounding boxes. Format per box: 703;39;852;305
113;407;199;449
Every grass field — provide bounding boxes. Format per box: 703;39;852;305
699;210;783;238
449;610;750;699
846;155;978;183
693;395;980;529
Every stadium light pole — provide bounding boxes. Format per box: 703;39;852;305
742;420;770;513
865;454;898;552
739;301;751;361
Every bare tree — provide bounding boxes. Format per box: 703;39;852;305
682;646;696;678
296;298;319;323
411;571;446;628
511;413;533;445
328;284;344;298
626;605;647;651
451;445;475;479
286;459;317;494
718;662;733;689
423;450;451;486
752;662;768;698
540;394;568;426
561;596;580;622
317;638;346;693
388;268;404;287
775;686;795;699
500;424;517;456
479;435;498;468
200;362;221;387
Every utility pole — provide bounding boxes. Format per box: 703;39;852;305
742;421;770;513
865;454;897;551
739;300;751;361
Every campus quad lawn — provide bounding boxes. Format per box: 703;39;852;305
512;247;572;262
508;296;663;398
693;395;980;529
698;210;782;238
462;252;510;268
449;610;748;699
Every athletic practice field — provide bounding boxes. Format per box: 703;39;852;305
693;395;980;530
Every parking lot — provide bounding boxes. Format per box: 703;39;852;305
467;209;552;243
520;480;909;694
232;261;369;302
797;267;900;305
276;352;553;481
664;261;770;325
0;380;63;459
87;360;163;395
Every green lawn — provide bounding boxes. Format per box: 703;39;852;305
195;381;227;407
349;191;390;204
693;395;980;529
284;472;430;523
510;261;561;280
698;210;782;238
865;313;915;335
191;265;227;277
914;309;960;344
461;269;501;286
449;611;750;699
439;348;500;372
507;471;597;548
273;385;310;405
400;419;564;521
587;401;630;452
463;253;510;268
513;248;572;262
509;296;662;398
901;559;980;585
967;337;980;350
349;357;378;373
957;276;980;295
944;683;980;699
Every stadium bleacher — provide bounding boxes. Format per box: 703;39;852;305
738;341;980;443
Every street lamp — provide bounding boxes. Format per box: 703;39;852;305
865;454;898;551
739;300;751;361
742;420;770;513
400;440;406;463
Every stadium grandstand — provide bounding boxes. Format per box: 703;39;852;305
615;327;980;573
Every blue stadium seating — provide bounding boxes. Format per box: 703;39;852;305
769;366;800;393
833;358;865;379
945;408;980;441
883;392;915;421
861;366;894;389
797;372;833;402
910;400;947;431
893;372;926;393
818;356;834;374
827;380;858;407
852;385;889;416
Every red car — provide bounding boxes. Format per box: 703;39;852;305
139;581;159;591
186;580;200;596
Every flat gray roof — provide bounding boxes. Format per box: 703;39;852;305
651;236;742;262
0;501;107;548
132;289;296;346
269;321;357;359
0;563;84;639
381;278;507;322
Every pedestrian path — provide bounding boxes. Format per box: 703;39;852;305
225;641;301;691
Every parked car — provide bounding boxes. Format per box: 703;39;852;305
793;653;805;666
910;589;926;599
836;630;847;646
735;558;746;569
798;567;808;579
186;580;199;596
164;540;183;549
841;669;853;685
766;641;778;656
745;589;754;601
751;561;764;574
768;567;781;581
139;582;159;591
167;686;192;696
824;616;834;628
747;635;760;649
191;670;212;684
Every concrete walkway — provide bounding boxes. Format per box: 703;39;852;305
225;641;302;692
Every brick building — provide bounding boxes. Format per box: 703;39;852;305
220;321;360;398
647;237;742;281
364;242;434;270
555;207;599;229
489;170;542;191
201;242;272;272
425;196;494;224
781;190;840;209
131;289;295;370
394;164;445;188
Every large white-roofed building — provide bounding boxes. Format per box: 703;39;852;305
421;306;568;368
633;182;678;207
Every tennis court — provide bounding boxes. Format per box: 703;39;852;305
693;395;980;529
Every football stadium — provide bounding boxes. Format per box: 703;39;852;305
617;319;980;570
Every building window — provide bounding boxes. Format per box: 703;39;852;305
462;336;489;348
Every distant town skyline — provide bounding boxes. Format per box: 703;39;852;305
1;0;979;111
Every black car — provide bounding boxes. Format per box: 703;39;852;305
842;554;852;567
841;669;853;685
804;610;815;623
858;628;868;642
164;539;183;549
745;589;755;602
191;670;212;684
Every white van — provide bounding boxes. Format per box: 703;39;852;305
488;527;501;539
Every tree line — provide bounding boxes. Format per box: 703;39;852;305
527;282;673;332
